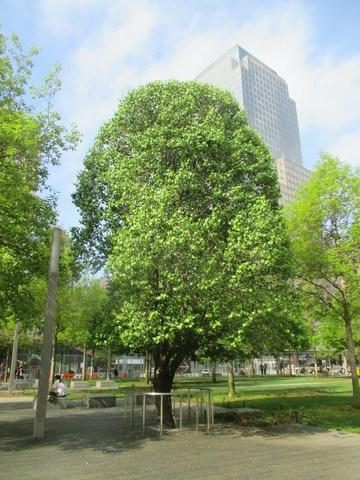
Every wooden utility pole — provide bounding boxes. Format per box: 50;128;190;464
33;228;61;438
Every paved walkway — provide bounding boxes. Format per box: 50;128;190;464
1;398;360;480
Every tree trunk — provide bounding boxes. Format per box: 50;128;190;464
342;351;348;374
152;367;175;428
59;348;64;375
50;335;56;383
82;347;87;381
314;348;318;377
106;348;112;381
329;356;333;376
227;362;236;397
344;306;360;408
152;347;183;428
211;362;217;383
275;357;280;376
4;347;10;382
145;351;151;385
90;348;95;379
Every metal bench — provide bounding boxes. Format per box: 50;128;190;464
83;395;117;408
95;380;117;389
14;380;33;390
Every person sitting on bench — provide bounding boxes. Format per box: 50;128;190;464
49;375;67;398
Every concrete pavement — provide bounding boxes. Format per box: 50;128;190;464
0;397;359;480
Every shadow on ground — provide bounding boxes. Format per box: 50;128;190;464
0;408;162;454
0;402;335;457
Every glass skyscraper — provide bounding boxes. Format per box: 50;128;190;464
196;45;310;202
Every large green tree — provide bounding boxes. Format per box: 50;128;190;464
287;154;360;407
74;81;297;424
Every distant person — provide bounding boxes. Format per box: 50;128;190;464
263;363;267;375
15;362;24;379
260;363;264;375
113;368;118;378
49;375;67;398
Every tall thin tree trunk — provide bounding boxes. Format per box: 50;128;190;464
250;360;255;376
211;362;217;383
314;347;318;377
82;347;87;381
106;348;112;381
342;351;348;374
344;306;360;408
59;348;64;375
145;351;151;384
90;348;95;379
144;351;148;382
275;357;280;376
4;347;10;382
50;334;57;383
227;362;236;397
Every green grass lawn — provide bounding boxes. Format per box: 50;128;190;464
174;375;360;434
17;374;359;433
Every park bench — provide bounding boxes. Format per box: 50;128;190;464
118;385;153;394
83;395;117;408
84;386;153;408
70;380;92;389
95;380;117;389
0;381;33;391
14;380;33;390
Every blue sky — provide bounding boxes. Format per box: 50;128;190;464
2;0;360;231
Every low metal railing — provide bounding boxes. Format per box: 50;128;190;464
123;388;214;435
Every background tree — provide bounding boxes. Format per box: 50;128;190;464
286;154;360;407
0;31;80;386
74;81;298;425
57;278;108;378
0;31;80;323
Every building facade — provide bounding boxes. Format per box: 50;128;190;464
196;45;310;203
275;155;311;204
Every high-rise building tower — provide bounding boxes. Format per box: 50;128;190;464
195;45;310;202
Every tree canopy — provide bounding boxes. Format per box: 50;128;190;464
286;154;360;406
74;81;299;423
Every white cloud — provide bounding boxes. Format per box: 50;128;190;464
326;130;360;167
155;3;360;138
38;0;99;37
32;0;360;229
59;1;159;137
43;0;360;209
